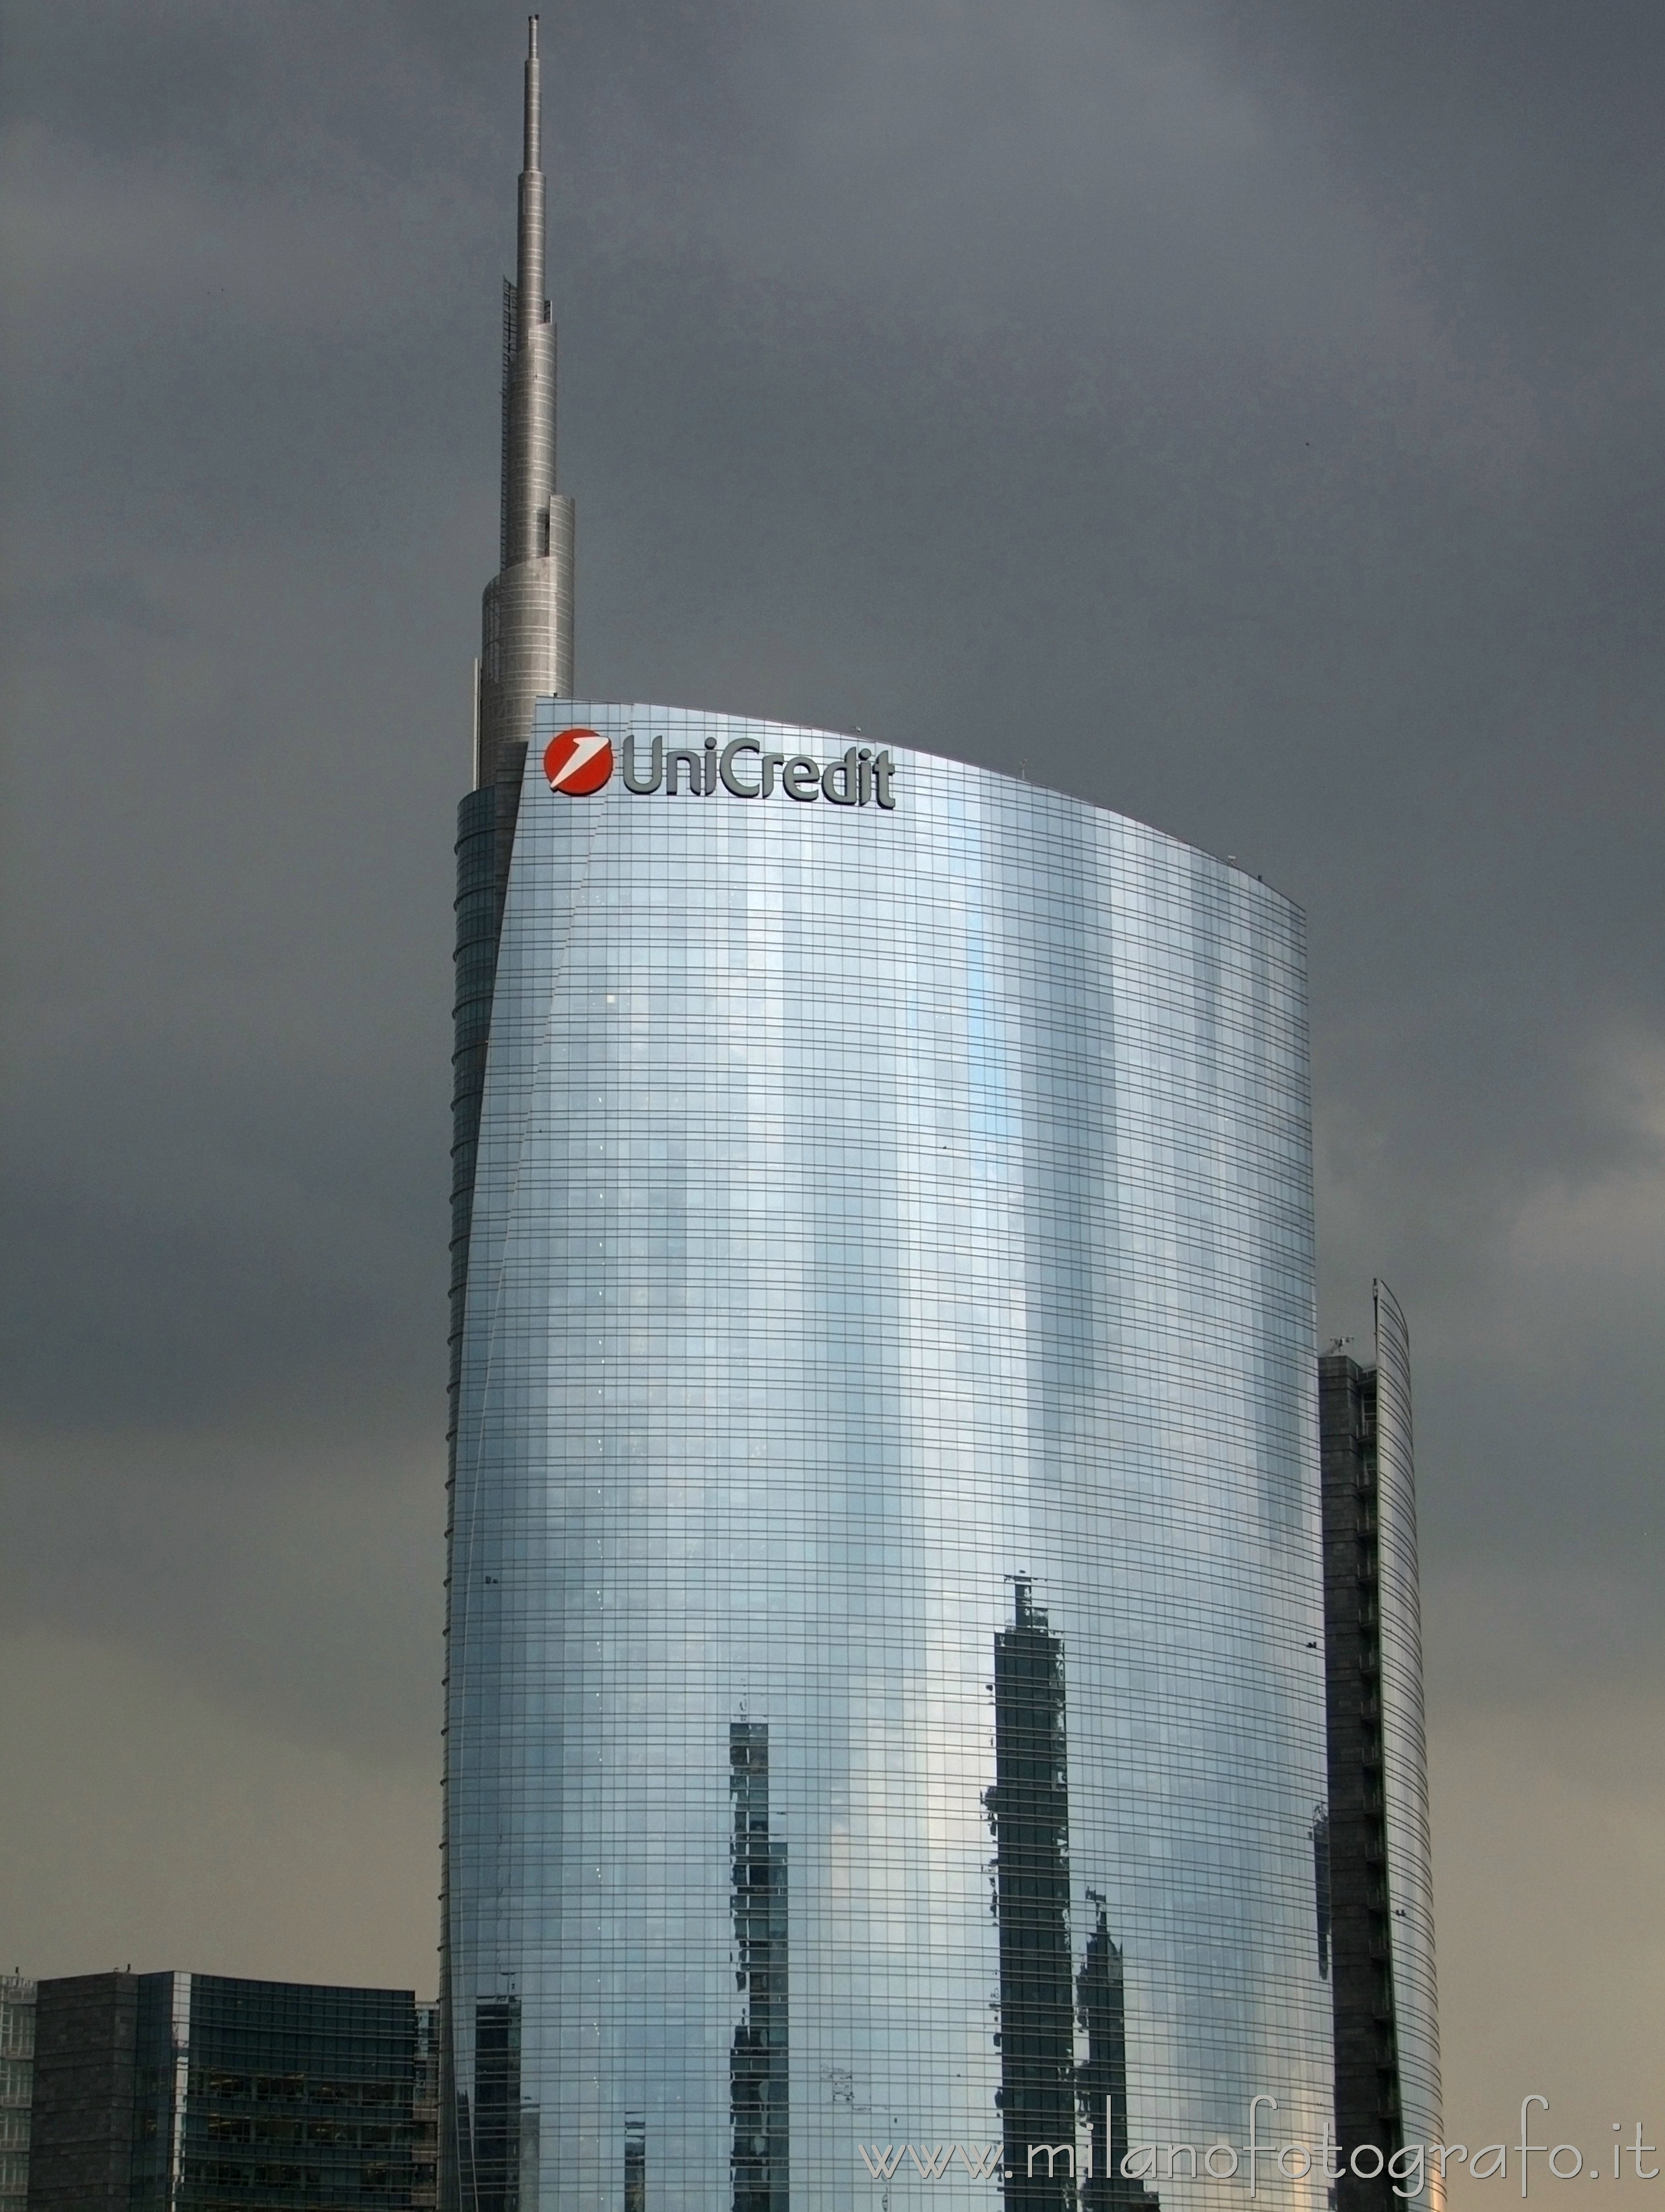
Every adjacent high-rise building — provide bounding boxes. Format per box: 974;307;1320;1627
441;24;1345;2211
25;1971;132;2212
23;1971;434;2211
1318;1286;1442;2212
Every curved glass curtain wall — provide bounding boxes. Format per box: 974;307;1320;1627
445;706;1331;2212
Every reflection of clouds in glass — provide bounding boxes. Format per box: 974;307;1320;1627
443;719;1332;2204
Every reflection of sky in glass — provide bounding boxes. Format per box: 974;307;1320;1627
446;707;1329;2211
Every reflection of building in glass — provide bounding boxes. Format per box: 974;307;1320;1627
982;1592;1160;2212
1310;1808;1332;1981
469;1998;525;2212
0;1977;34;2212
1075;1906;1159;2212
730;1723;788;2212
624;2113;646;2212
24;1970;429;2211
442;27;1334;2208
986;1582;1075;2212
1320;1284;1442;2212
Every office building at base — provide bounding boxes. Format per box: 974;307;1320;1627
22;1972;436;2212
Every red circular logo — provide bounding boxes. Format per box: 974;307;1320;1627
543;727;615;796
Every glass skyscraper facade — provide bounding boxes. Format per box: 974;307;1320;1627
444;705;1333;2210
440;25;1379;2211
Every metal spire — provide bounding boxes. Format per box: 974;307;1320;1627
507;13;552;561
476;13;574;788
515;17;544;354
525;16;541;163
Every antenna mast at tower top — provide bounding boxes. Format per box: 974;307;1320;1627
476;13;574;787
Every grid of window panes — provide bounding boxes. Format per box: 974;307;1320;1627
131;1974;426;2210
0;1977;34;2212
445;708;1331;2212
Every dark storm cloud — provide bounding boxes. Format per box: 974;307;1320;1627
1;0;1660;1949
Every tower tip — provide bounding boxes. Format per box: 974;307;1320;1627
522;15;542;174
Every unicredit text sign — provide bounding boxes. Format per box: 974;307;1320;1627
543;728;896;809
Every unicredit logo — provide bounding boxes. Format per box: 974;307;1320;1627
543;728;616;796
542;726;897;809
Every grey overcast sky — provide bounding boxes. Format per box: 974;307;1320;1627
2;0;1660;2180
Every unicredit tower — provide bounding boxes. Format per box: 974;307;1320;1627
443;24;1332;2212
